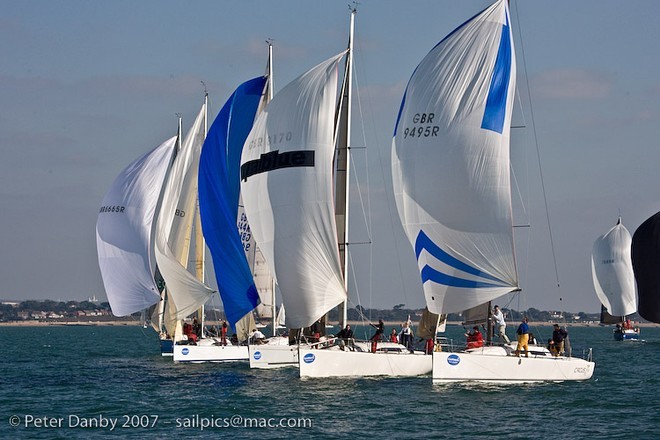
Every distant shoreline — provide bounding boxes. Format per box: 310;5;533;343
0;320;143;327
1;320;658;328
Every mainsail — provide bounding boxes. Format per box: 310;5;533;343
392;0;518;315
591;218;637;319
631;211;660;323
155;102;215;320
96;136;176;316
198;76;267;329
240;52;348;329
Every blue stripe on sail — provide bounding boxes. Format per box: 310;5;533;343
198;76;266;329
393;91;406;137
481;11;512;134
415;230;505;285
420;265;505;289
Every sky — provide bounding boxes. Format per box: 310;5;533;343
1;0;659;314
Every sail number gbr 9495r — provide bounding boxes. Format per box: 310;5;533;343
401;113;439;139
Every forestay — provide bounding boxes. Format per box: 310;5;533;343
96;137;176;316
392;0;518;315
240;52;348;329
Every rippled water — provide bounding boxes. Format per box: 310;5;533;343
1;324;658;439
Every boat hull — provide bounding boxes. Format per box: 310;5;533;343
298;347;432;378
614;329;640;341
160;338;173;357
432;348;594;383
249;338;298;369
173;340;248;363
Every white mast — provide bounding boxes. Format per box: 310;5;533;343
156;115;183;336
335;6;355;328
194;91;208;337
266;39;277;338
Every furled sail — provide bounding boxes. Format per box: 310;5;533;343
155;102;215;320
591;218;637;318
392;0;518;315
600;305;622;325
417;307;444;340
96;137;176;316
276;304;286;328
198;76;267;329
240;52;348;329
631;211;660;323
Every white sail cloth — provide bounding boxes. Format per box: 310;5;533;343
240;52;348;329
155;103;215;320
96;137;176;316
392;0;518;315
591;219;637;317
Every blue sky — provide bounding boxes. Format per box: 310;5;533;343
1;0;659;313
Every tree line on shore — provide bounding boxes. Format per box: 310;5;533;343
3;299;637;324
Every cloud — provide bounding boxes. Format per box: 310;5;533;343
532;69;614;99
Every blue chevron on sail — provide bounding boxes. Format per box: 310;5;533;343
415;230;510;288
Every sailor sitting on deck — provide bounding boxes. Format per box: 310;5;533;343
465;326;484;349
250;329;266;345
183;323;197;344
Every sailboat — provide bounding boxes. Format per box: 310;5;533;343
153;97;223;363
240;48;349;371
631;211;660;325
591;217;640;340
240;8;432;377
96;136;177;327
392;0;594;383
183;74;271;363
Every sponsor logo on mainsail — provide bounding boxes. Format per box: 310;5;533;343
241;150;314;182
415;230;508;288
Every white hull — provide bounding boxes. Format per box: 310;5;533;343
299;343;432;378
173;339;248;363
249;342;299;369
432;346;594;383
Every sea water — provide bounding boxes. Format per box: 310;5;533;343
1;324;658;439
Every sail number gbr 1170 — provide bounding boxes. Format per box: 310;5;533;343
401;113;438;139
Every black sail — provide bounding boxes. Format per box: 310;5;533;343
631;211;660;323
600;305;622;325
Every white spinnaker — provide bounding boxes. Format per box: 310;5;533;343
240;53;347;329
96;136;176;316
155;103;215;320
591;219;637;317
392;0;518;315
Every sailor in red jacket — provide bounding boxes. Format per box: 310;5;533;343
465;326;484;349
